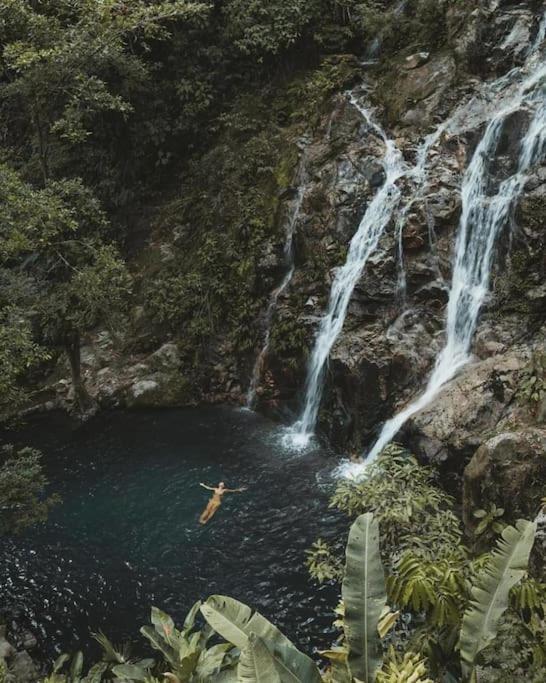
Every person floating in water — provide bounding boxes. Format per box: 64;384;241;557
198;481;247;525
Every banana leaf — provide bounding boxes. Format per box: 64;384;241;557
70;651;84;680
342;513;386;683
459;519;537;678
195;643;234;678
85;661;109;683
200;595;321;682
111;663;151;681
140;625;177;667
237;633;282;682
151;606;176;638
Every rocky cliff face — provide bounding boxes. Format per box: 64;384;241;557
38;1;545;520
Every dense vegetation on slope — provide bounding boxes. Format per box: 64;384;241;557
0;0;457;419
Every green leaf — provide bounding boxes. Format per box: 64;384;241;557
70;651;84;680
183;600;202;634
475;520;488;536
151;606;176;638
237;633;282;682
342;513;387;683
195;643;233;678
86;661;109;683
200;595;321;682
52;654;70;674
112;663;151;681
459;519;537;677
140;625;177;668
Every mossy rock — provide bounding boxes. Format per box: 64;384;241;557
463;429;546;530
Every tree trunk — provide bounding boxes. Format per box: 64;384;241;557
64;330;96;417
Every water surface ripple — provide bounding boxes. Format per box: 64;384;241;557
1;408;343;660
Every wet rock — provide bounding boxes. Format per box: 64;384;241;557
492;8;535;69
131;379;160;400
385;55;456;128
147;342;180;371
403;52;430;70
463;428;546;530
21;632;37;652
407;351;527;464
11;650;39;683
0;626;14;660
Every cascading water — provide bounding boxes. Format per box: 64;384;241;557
357;53;546;471
246;158;307;408
286;94;450;449
286;97;408;448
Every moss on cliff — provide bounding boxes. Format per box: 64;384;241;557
135;58;359;390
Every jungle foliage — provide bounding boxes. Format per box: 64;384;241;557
307;445;546;682
44;505;541;682
0;0;457;416
0;444;59;535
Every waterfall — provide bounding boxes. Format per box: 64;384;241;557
246;160;307;408
529;10;546;56
285;93;450;449
360;57;546;470
285;97;408;448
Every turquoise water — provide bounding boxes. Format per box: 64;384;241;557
1;407;344;661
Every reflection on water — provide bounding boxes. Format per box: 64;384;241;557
0;407;344;661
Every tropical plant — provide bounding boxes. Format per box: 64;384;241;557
388;551;466;628
518;351;546;411
140;603;236;682
237;633;282;683
472;504;506;539
200;595;322;682
375;648;433;683
342;513;386;682
328;446;462;561
44;508;540;682
307;445;544;681
306;538;344;583
43;651;112;683
459;519;537;681
0;445;60;535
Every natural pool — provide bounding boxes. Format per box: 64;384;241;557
1;407;344;662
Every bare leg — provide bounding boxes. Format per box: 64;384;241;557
199;500;220;525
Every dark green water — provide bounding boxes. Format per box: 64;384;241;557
1;407;344;661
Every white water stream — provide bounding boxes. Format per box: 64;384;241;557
285;99;407;448
246;159;307;408
351;52;546;473
286;92;451;449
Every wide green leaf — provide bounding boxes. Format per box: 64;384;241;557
140;625;177;667
86;661;109;683
459;519;537;677
195;643;234;678
342;513;387;683
151;606;176;638
70;651;84;680
200;595;321;682
183;600;202;634
238;633;282;682
111;662;151;681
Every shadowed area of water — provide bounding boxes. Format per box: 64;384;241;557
0;407;344;662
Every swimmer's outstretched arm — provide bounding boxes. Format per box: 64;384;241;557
199;482;215;490
225;486;248;493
